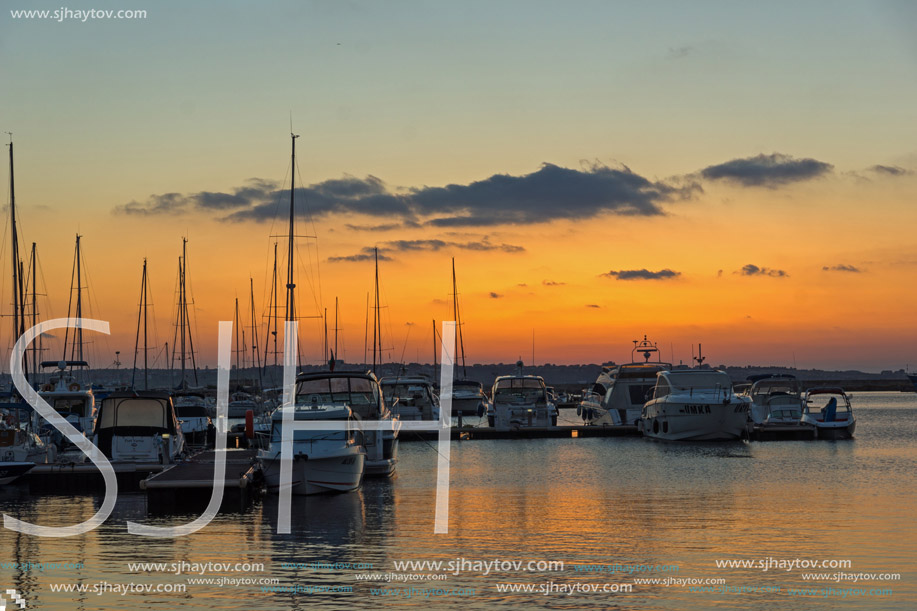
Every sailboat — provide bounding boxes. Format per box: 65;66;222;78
448;259;490;419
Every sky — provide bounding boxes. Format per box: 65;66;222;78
1;0;916;372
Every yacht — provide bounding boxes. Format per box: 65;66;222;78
380;375;440;421
93;391;186;463
1;403;55;483
295;371;400;477
744;373;814;426
801;387;856;439
174;399;214;446
489;362;556;430
451;379;490;417
259;403;365;495
38;360;97;444
641;369;750;441
580;337;671;427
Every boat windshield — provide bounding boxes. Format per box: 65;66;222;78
382;383;431;401
752;381;799;400
296;377;380;418
175;405;209;418
270;423;348;443
494;378;546;404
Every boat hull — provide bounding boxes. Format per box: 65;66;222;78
0;462;35;485
642;401;749;441
262;453;365;495
814;420;856;440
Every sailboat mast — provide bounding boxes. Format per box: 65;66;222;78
452;258;467;378
250;276;263;391
372;247;380;373
234;297;241;371
323;307;328;362
285;133;298;325
131;258;149;390
334;296;339;362
74;234;83;362
9;141;26;375
30;242;38;385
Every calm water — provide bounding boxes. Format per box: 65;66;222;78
1;391;915;609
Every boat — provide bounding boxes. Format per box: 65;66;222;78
801;387;856;439
743;374;816;439
172;392;214;446
228;391;260;419
580;336;671;427
258;403;365;495
488;362;557;430
0;403;55;480
907;373;917;392
448;259;491;417
295;370;400;477
380;375;440;421
93;391;186;463
640;369;750;441
38;360;96;443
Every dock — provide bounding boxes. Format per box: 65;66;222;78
25;461;165;493
140;449;261;513
746;424;817;441
400;424;640;441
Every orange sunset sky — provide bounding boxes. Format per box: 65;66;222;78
2;1;916;371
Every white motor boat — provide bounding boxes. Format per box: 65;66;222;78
451;379;490;417
259;404;365;495
802;387;856;439
641;369;750;441
380;376;440;421
93;392;186;463
581;337;671;427
38;360;97;443
489;362;556;430
174;401;214;446
295;371;400;477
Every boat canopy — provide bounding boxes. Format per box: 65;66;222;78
296;373;381;419
96;393;177;433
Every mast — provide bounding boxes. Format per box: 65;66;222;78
131;258;149;390
452;258;467;378
249;277;263;391
372;247;380;373
285;133;298;325
61;234;85;365
29;243;38;386
323;307;328;363
333;296;339;364
432;318;437;371
234;297;242;372
363;291;369;366
262;241;279;374
8;140;27;381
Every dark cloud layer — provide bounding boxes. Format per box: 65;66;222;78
739;264;788;277
701;153;833;188
116;162;699;227
869;165;911;176
601;268;681;280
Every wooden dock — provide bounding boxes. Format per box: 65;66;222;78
141;449;261;513
400;424;640;441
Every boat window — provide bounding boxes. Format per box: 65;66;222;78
296;376;380;418
98;398;167;429
176;405;208;418
53;397;90;416
628;384;655;405
654;379;671;399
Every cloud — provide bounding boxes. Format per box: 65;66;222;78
738;264;788;277
601;268;681;280
117;162;700;227
489;292;502;299
667;45;694;59
822;264;862;273
585;304;601;308
542;280;565;286
700;153;833;188
327;237;525;263
869;164;911;177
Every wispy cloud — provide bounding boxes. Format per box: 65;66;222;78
700;153;833;188
327;237;525;263
738;263;788;277
116;162;700;227
868;164;912;177
585;304;601;308
489;292;502;299
822;264;862;273
542;280;565;286
601;268;681;280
